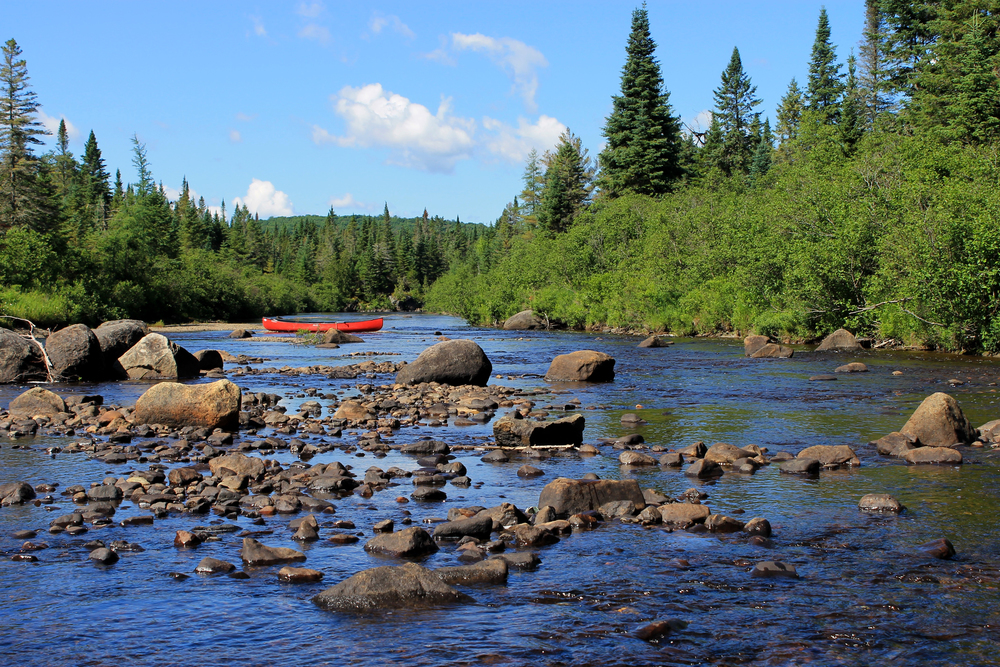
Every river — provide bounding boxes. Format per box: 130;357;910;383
2;313;999;666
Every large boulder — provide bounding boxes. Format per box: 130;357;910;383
395;339;492;387
901;447;963;465
192;350;224;371
493;413;585;448
704;442;753;465
797;445;860;467
0;481;36;505
208;452;266;480
133;379;241;430
0;328;47;383
502;310;548;331
744;334;771;356
544;350;615;382
322;330;363;344
118;333;199;380
537;478;645;518
94;320;149;377
45;324;105;381
8;387;66;418
750;343;793;358
816;328;862;351
900;392;976;448
312;563;472;611
364;526;438;558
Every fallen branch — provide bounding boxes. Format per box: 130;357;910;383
849;298;913;314
900;307;946;327
0;314;54;382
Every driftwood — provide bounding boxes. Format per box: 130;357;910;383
0;315;54;382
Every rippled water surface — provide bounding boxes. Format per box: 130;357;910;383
3;313;1000;666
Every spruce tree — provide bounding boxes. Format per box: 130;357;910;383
840;54;864;152
0;39;52;232
598;4;682;197
947;21;1000;145
518;148;544;225
775;78;804;144
806;8;844;122
711;46;761;175
858;0;893;126
749;118;773;183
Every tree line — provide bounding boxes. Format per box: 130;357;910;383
0;38;483;325
427;1;1000;353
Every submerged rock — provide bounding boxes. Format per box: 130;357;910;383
917;538;955;560
751;561;798;578
858;494;905;513
312;562;472;610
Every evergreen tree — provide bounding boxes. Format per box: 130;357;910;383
712;46;761;174
858;0;893;126
598;4;682;197
947;19;1000;144
775;78;804;145
0;38;52;232
840;54;864;152
749;118;773;183
52;118;77;202
538;161;573;234
806;8;844;122
518;148;544;226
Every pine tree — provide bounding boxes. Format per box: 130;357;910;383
858;0;893;126
52;118;77;202
711;46;761;175
749;118;773;183
538;161;572;234
518;148;544;225
840;54;864;152
0;39;52;232
947;19;1000;145
775;78;805;145
598;4;682;197
806;8;844;122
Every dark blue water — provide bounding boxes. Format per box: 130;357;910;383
2;314;1000;666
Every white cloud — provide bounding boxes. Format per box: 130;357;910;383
296;1;324;18
315;83;475;173
327;193;368;210
229;129;242;143
235;112;256;122
369;12;414;39
482;115;565;163
299;23;331;44
451;33;547;112
233;179;294;217
250;15;266;37
38;109;80;141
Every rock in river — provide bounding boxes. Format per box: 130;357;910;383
133;379;241;430
8;387;66;419
117;333;200;379
750;343;793;359
751;561;799;578
435;559;508;585
900;447;963;465
815;328;862;351
796;445;860;468
364;526;438;558
0;328;47;383
312;562;472;611
537;478;645;517
0;481;37;505
858;494;904;513
900;392;977;448
45;323;105;381
239;537;306;566
208;453;266;481
544;350;615;382
502;310;548;330
493;412;585;448
395;339;492;387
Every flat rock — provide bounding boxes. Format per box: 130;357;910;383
751;561;798;578
537;478;644;517
312;562;472;611
490;552;541;570
432;515;493;540
619;451;657;466
435;559;508;585
834;362;868;373
858;494;904;513
778;458;820;475
493;413;585;447
278;566;324;583
134;379;241;430
364;526;438;557
659;503;711;526
797;445;860;468
900;446;962;465
239;537;306;566
544;350;615;382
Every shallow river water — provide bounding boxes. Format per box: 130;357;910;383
3;313;1000;666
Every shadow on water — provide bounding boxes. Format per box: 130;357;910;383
2;314;1000;665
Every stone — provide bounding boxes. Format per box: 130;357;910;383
599;500;636;519
750;343;794;358
872;432;918;456
705;514;745;533
900;447;963;465
809;374;838;381
514;524;559;547
8;387;66;419
619;451;657;466
45;324;105;381
751;561;798;578
0;481;37;505
815;329;862;351
684;459;723;479
481;450;509;463
395;339;492;387
797;445;860;468
537;478;645;517
194;557;235;574
659;503;711;526
544;350;615;382
493;413;585;448
94;319;149;362
638;336;673;348
89;547;119;565
411;487;447;501
917;538;955;560
322;329;364;344
834;362;869;373
312;563;472;611
278;566;324;583
168;467;203;486
517;465;544;478
192;349;224;371
334;400;375;421
779;458;820;475
704;442;752;465
659;452;684;467
502;310;548;330
239;537;306;566
743;335;771;357
900;392;977;448
87;485;122;501
134;379;241;430
118;333;200;379
634;619;689;642
174;530;202;548
0;328;47;383
372;519;394;534
432;515;493;540
977;419;1000;443
435;559;508;586
491;551;540;570
858;494;904;513
208;453;266;480
678;442;707;458
743;517;771;537
228;329;252;339
364;526;438;557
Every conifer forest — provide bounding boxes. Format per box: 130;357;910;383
4;1;1000;352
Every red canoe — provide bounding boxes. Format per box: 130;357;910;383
262;316;384;333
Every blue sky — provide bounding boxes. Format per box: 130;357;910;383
9;1;865;223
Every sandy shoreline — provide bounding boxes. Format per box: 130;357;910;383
149;322;261;333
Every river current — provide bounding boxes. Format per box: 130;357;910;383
2;313;1000;666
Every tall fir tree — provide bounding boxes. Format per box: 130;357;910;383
840;54;864;152
858;0;893;126
0;38;52;232
775;78;804;144
946;19;1000;144
749;118;773;184
518;148;544;226
711;46;761;175
806;7;844;122
537;129;594;233
598;4;682;197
